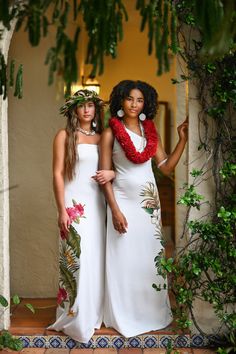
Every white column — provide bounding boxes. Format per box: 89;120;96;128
188;79;219;334
175;42;219;332
175;55;188;249
0;22;16;330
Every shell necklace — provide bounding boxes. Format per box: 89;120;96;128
77;127;95;136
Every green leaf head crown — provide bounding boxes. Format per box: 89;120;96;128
60;89;104;117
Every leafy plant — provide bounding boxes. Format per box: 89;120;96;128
0;294;35;351
153;4;236;349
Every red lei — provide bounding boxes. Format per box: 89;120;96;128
109;117;158;164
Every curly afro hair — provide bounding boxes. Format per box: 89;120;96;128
109;80;158;120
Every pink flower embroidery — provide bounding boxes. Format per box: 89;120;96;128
66;202;85;224
74;203;84;216
57;287;68;305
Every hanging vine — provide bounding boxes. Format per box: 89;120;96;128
136;0;179;75
79;0;128;77
1;0;235;99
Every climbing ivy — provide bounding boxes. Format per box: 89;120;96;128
153;2;236;352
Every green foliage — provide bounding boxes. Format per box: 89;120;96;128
12;294;20;305
0;0;235;97
0;294;8;307
0;52;23;100
0;330;23;351
177;184;204;210
24;303;35;314
0;294;35;350
190;168;203;177
152;6;236;348
155;165;236;349
79;0;128;77
176;0;236;58
136;0;180;75
220;162;236;181
14;64;23;99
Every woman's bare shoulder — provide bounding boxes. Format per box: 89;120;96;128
54;129;67;139
102;127;113;138
54;129;67;145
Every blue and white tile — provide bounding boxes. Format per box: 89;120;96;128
191;334;206;347
95;335;110;348
32;336;47;348
159;335;174;348
127;336;142;348
174;334;190;348
143;334;159;348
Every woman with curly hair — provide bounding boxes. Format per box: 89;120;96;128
48;89;114;342
99;80;188;337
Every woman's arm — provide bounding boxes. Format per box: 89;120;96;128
53;129;70;232
99;128;128;234
92;169;116;185
154;118;188;175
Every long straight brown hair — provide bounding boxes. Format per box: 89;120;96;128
64;103;103;181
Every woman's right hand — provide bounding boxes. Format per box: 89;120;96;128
91;169;116;184
58;210;70;233
112;209;128;234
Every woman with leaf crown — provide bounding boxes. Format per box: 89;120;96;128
99;80;188;337
48;89;115;343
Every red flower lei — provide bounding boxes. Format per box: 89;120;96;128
109;117;158;164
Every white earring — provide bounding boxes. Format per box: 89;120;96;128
117;109;125;118
92;120;97;128
139;113;146;121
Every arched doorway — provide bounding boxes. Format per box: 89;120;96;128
1;3;187;329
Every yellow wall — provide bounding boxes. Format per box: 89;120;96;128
8;0;176;296
84;1;176;107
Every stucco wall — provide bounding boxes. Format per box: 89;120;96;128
8;33;62;297
0;21;16;329
8;0;176;297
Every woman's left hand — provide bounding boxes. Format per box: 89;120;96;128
177;117;188;142
92;170;115;185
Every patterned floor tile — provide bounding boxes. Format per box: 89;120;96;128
143;335;158;348
127;337;142;348
191;335;205;348
159;335;174;348
111;336;126;349
174;334;190;348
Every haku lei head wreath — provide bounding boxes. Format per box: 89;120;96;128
60;89;105;117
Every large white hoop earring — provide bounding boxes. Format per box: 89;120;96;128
117;109;125;118
139;113;146;121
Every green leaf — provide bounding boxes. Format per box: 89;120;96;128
12;294;21;305
171;78;179;84
9;59;15;87
67;225;81;258
0;294;8;307
24;303;35;314
190;168;203;177
142;207;154;215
